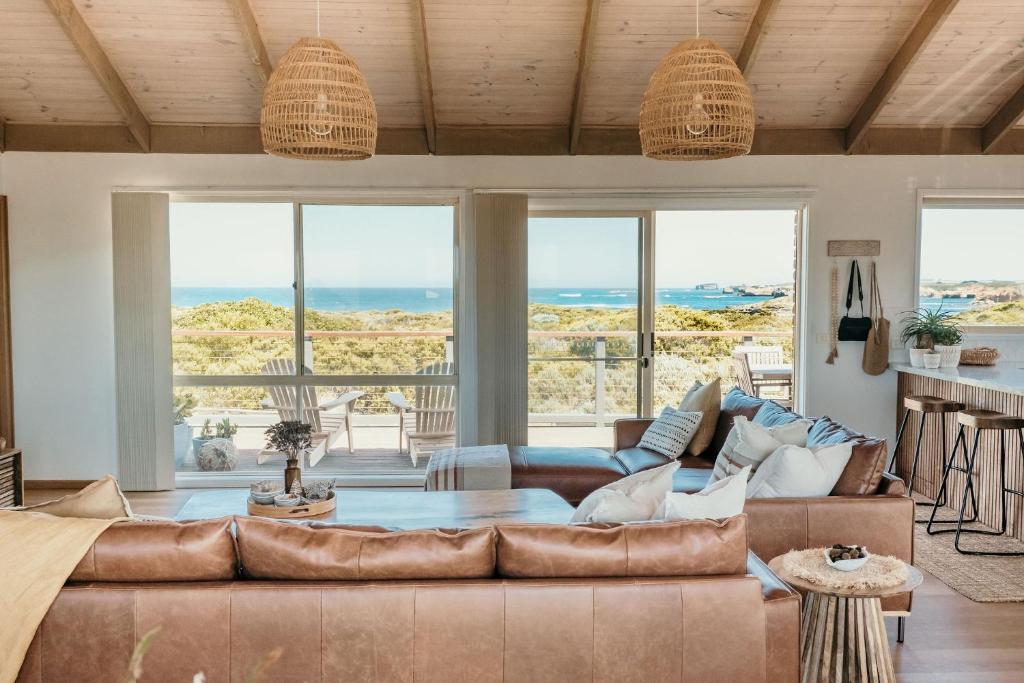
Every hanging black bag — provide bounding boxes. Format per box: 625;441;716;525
837;259;872;342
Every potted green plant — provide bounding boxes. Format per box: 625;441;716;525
192;418;215;459
172;393;196;467
265;420;312;492
899;308;962;368
932;320;964;368
215;417;238;443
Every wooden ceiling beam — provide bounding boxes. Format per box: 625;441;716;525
568;0;602;155
845;0;960;153
982;82;1024;153
411;0;438;154
226;0;273;82
5;124;1023;156
735;0;782;76
42;0;150;152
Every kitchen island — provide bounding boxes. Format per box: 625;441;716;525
892;363;1024;542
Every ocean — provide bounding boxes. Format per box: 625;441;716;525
171;286;787;312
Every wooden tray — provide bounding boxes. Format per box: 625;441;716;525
247;492;336;518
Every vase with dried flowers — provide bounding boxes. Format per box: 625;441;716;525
264;421;312;493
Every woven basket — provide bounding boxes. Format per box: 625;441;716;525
639;37;754;161
959;346;1000;366
261;37;377;160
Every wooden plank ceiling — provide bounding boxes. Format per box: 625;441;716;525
0;0;1022;155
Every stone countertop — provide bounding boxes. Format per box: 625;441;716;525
891;362;1024;398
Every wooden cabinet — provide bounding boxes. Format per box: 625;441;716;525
0;448;23;507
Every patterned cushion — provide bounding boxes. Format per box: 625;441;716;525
637;407;703;458
710;407;811;482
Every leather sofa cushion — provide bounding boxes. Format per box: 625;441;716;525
807;416;888;495
510;446;628;504
672;467;714;493
69;517;237;582
496;515;748;578
235;516;496;580
613;446;672;474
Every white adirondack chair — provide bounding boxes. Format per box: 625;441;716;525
386;361;456;466
259;359;363;467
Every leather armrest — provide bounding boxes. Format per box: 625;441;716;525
613;418;653;451
877;471;907;496
746;551;798;603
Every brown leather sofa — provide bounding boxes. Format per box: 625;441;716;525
511;388;915;614
18;514;800;683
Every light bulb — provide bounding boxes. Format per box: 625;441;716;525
309;91;334;137
685;92;711;136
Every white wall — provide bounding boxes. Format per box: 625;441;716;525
2;152;1023;480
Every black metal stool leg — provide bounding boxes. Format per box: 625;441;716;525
889;408;911;474
907;411;927;499
928;425;976;533
897;616;906;644
954;427;1024;556
937;413;949;507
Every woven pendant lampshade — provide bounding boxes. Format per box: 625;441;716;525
261;37;378;160
639;37;754;161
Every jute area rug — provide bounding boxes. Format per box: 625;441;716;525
914;500;1024;602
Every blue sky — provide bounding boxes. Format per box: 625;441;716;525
920;208;1023;283
171;204;799;288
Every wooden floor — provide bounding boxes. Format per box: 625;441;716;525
23;488;1024;681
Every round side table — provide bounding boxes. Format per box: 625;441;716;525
768;555;922;683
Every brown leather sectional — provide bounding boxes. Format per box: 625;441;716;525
19;514;801;683
511;387;915;613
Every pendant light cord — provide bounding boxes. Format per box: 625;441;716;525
695;0;700;37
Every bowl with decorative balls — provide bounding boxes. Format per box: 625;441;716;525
824;544;870;572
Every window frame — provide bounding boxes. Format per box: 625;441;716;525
916;190;1024;335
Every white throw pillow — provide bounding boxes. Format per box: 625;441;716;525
710;416;810;483
658;466;751;521
637;407;703;458
571;461;681;523
747;442;854;498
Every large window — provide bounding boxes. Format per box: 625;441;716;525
527;208;800;449
919;200;1024;326
171;200;457;481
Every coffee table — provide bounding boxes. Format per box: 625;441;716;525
175;488;574;529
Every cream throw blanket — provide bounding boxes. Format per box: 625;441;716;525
0;510;124;683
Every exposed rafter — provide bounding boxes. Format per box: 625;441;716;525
982;82;1024;153
227;0;273;82
735;0;781;75
568;0;601;155
411;0;438;154
4;123;1023;156
42;0;150;152
845;0;960;153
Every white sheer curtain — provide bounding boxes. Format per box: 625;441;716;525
111;192;174;490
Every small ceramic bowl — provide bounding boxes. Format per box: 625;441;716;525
824;547;870;572
274;493;302;507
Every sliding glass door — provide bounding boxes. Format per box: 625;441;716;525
170;199;457;482
527;207;801;449
527;214;645;447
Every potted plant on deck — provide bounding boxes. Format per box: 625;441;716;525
192;418;215;459
265;420;312;493
173;393;197;467
900;308;964;368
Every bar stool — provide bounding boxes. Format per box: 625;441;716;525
927;409;1024;556
888;395;964;515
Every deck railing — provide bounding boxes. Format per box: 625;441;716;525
173;328;790;425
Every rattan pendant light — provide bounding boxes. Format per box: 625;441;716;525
639;0;754;160
261;0;377;160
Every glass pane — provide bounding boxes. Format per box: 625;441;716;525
528;216;640;447
170;202;295;375
301;205;456;375
920;206;1024;325
653;210;796;406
